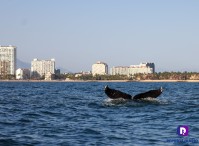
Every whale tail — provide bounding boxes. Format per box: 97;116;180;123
133;87;163;100
104;85;132;99
104;86;163;100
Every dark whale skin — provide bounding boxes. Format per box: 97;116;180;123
104;85;163;100
104;86;132;99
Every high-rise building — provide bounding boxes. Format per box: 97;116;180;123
31;58;55;78
111;62;155;77
0;45;17;75
128;63;155;76
92;61;108;76
110;66;129;76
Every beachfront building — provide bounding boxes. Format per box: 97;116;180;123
45;72;55;80
16;68;30;80
92;61;108;76
75;71;91;78
128;63;155;76
0;45;17;76
111;63;155;77
110;66;129;75
31;58;55;79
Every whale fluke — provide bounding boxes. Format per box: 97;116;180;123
104;85;163;100
132;87;163;100
104;85;132;99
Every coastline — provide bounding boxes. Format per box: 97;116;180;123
1;79;199;82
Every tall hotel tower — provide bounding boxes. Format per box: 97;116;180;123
92;61;108;76
0;45;17;75
31;58;55;78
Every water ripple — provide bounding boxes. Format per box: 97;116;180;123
0;82;198;145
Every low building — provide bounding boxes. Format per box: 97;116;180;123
55;69;60;75
16;68;30;80
45;72;55;80
75;71;91;78
92;61;108;76
75;73;83;78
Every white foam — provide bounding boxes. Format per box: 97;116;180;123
103;97;170;106
103;98;129;106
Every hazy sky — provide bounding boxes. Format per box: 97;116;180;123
1;0;199;72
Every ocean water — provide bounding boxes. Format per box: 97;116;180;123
0;81;198;146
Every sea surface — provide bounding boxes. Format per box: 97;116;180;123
0;81;198;146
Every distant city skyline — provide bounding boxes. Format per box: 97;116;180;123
1;0;199;72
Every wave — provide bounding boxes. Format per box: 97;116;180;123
103;97;170;106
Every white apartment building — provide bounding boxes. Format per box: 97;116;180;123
0;45;16;75
16;68;30;80
111;63;155;77
128;63;155;76
92;61;108;76
110;66;129;75
31;58;55;78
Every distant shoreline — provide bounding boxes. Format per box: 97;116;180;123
1;79;199;82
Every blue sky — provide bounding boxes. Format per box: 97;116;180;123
1;0;199;72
